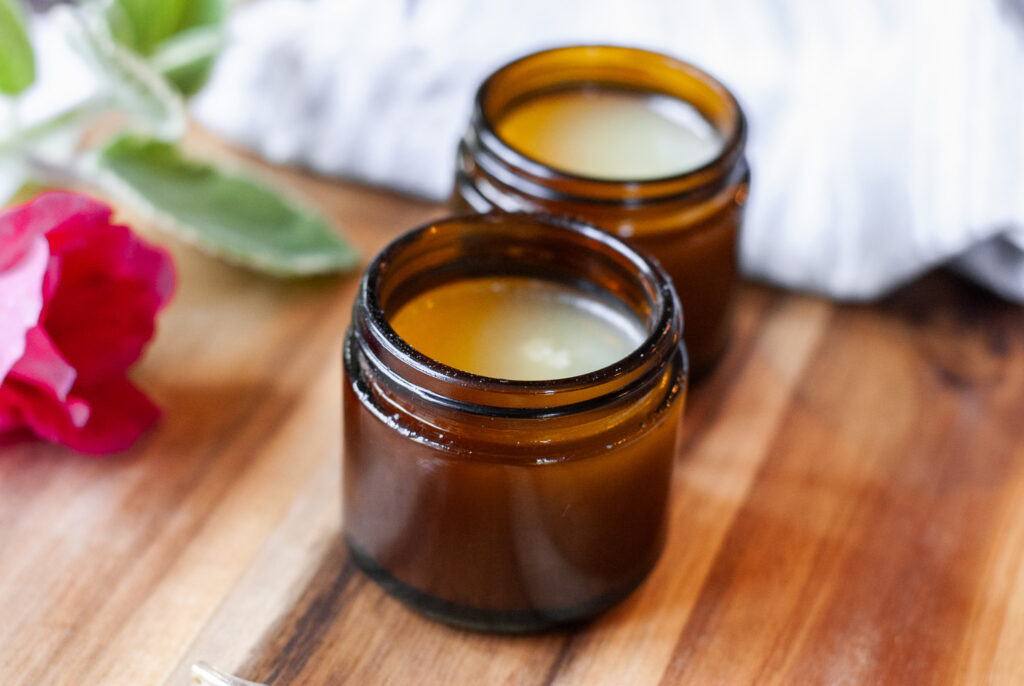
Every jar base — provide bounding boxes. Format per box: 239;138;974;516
346;535;652;634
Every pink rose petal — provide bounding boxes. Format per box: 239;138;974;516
18;378;159;455
9;326;77;400
0;378;84;446
0;191;175;455
0;192;109;269
0;236;49;385
43;221;175;383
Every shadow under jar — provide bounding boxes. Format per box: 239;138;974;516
455;45;750;377
343;213;687;632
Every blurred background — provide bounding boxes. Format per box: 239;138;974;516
4;0;1024;301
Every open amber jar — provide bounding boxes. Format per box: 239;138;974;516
343;213;686;632
455;46;749;376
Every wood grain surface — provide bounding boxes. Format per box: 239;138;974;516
1;130;1023;685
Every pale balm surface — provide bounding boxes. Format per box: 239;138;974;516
390;277;646;380
496;88;723;180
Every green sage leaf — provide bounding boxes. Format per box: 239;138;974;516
58;6;186;140
0;0;35;96
104;0;226;95
95;134;360;277
148;23;225;96
107;0;185;55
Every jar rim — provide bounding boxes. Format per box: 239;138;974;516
470;44;748;200
351;212;684;413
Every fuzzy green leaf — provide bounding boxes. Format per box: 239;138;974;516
59;7;186;140
149;23;225;96
105;0;226;95
0;0;35;95
107;0;185;55
95;135;360;277
166;0;226;95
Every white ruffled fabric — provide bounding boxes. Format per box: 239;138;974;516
193;0;1024;302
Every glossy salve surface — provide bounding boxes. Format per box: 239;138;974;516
496;88;723;181
389;275;646;381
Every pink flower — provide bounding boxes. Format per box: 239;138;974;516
0;192;175;455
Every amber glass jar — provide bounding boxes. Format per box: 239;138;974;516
343;213;686;632
455;46;749;376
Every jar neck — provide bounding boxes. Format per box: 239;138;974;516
460;45;747;207
347;213;684;420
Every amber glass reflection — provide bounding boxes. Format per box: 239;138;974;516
343;213;686;632
455;45;750;376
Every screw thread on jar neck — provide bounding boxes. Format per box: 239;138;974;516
461;45;748;207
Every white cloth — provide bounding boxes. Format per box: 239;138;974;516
192;1;1022;302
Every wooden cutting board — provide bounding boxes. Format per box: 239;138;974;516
2;131;1023;686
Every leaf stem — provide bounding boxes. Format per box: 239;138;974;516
0;95;108;154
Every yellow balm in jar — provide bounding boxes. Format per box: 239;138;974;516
496;89;723;181
390;276;646;380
